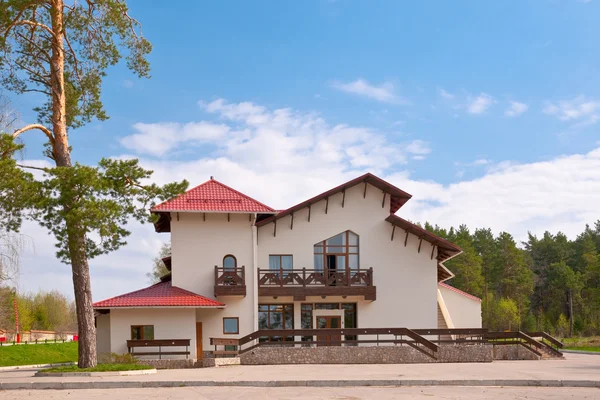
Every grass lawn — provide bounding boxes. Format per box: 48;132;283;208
564;346;600;352
0;342;78;367
44;363;153;373
563;336;600;352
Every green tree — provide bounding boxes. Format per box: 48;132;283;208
147;242;171;284
0;1;187;367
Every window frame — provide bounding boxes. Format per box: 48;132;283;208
268;254;293;274
222;317;240;334
313;231;359;272
130;325;154;340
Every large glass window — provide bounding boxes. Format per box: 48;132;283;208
258;304;294;342
313;231;359;273
300;303;357;343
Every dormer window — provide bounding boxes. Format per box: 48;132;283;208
223;255;237;270
314;231;359;273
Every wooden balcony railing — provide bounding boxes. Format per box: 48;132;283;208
214;266;246;297
257;268;376;301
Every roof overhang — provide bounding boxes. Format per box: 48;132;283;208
152;210;277;233
256;173;412;228
93;305;226;310
385;214;462;263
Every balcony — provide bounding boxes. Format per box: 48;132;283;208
257;268;376;301
214;266;246;297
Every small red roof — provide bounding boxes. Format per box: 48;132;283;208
93;281;225;309
439;282;481;302
152;178;276;213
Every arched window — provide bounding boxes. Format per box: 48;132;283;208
313;231;359;273
223;255;237;270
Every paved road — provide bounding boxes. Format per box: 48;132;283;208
2;353;599;384
1;386;599;399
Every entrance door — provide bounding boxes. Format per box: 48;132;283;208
316;316;342;346
196;322;203;360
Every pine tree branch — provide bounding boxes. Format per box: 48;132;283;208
12;124;55;146
16;163;49;172
8;20;57;40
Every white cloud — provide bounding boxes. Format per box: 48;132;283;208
439;89;455;100
505;101;528;117
331;79;406;104
120;121;230;156
467;93;495;114
543;96;600;127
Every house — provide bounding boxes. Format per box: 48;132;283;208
93;173;481;361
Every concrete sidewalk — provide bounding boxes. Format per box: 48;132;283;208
0;353;599;390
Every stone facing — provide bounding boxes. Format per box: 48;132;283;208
492;344;541;361
142;359;201;369
240;344;494;365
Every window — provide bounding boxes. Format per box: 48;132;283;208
269;255;293;275
223;255;237;270
314;231;359;273
258;304;294;342
223;317;239;334
301;304;313;343
131;325;154;340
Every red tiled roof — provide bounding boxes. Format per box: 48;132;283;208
93;281;225;309
151;178;276;213
439;282;481;302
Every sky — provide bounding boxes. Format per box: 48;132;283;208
5;0;600;301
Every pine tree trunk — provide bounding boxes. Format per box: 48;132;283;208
50;0;97;368
568;288;574;338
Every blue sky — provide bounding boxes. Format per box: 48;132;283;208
7;0;600;299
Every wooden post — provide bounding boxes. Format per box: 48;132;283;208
302;267;306;287
241;265;245;285
214;265;218;286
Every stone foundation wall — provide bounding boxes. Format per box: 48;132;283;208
492;344;540;360
142;359;202;369
240;344;493;365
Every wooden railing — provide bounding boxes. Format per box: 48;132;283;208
214;266;246;296
257;267;373;287
211;328;564;360
211;327;438;359
126;339;190;359
485;331;545;357
525;331;564;357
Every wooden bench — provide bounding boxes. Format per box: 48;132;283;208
126;339;191;359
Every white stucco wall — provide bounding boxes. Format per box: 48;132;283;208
256;183;439;329
438;285;482;328
171;212;255;350
108;308;197;358
96;314;111;358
